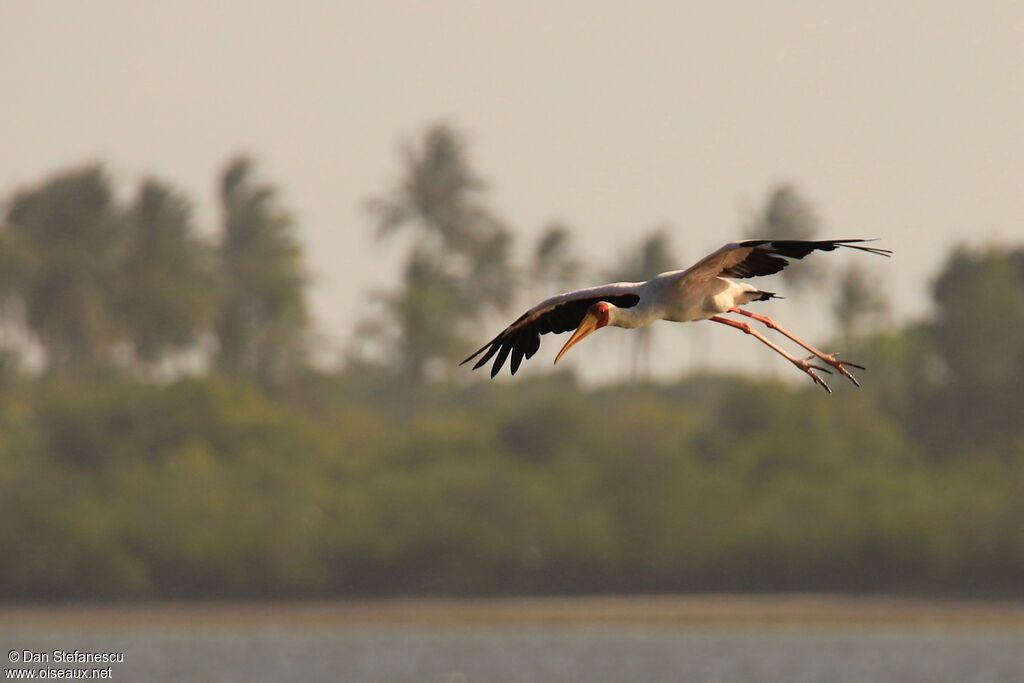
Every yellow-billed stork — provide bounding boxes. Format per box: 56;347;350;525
460;239;891;393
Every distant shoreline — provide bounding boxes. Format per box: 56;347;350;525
3;594;1024;631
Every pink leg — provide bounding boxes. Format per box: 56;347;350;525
710;316;832;394
729;308;864;387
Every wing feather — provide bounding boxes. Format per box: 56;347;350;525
489;340;514;379
677;238;891;285
461;283;642;378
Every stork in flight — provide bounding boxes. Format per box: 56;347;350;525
460;239;891;393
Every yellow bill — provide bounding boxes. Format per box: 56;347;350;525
554;311;601;365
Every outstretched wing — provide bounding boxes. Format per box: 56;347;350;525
676;239;891;285
460;283;642;378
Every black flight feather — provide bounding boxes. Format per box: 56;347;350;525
461;293;640;378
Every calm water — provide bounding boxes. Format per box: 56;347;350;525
2;627;1022;683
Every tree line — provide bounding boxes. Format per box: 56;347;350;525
0;157;308;390
0;124;1021;599
0;124;889;390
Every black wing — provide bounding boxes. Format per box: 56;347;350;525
460;288;641;378
679;239;891;283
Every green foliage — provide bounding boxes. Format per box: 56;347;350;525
368;123;495;252
215;156;310;389
120;180;216;368
0;163;256;379
0;377;335;597
3;165;125;372
930;246;1024;387
1;156;1022;601
0;361;1021;599
912;246;1024;458
363;124;516;386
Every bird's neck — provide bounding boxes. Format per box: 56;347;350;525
608;305;652;330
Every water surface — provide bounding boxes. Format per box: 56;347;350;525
4;626;1022;683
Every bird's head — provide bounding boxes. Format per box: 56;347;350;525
554;301;613;365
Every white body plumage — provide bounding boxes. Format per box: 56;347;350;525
461;238;890;392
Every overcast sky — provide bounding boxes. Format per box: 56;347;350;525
2;2;1021;379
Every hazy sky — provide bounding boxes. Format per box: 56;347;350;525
2;2;1021;379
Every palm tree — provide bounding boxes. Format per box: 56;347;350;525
364;123;517;386
368;123;494;255
120;179;215;372
380;247;469;383
3;165;125;375
604;228;677;380
215;156;310;389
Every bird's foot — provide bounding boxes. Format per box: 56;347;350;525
793;358;833;395
808;352;865;387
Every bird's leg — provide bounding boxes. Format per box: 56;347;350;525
729;308;864;387
709;316;832;394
